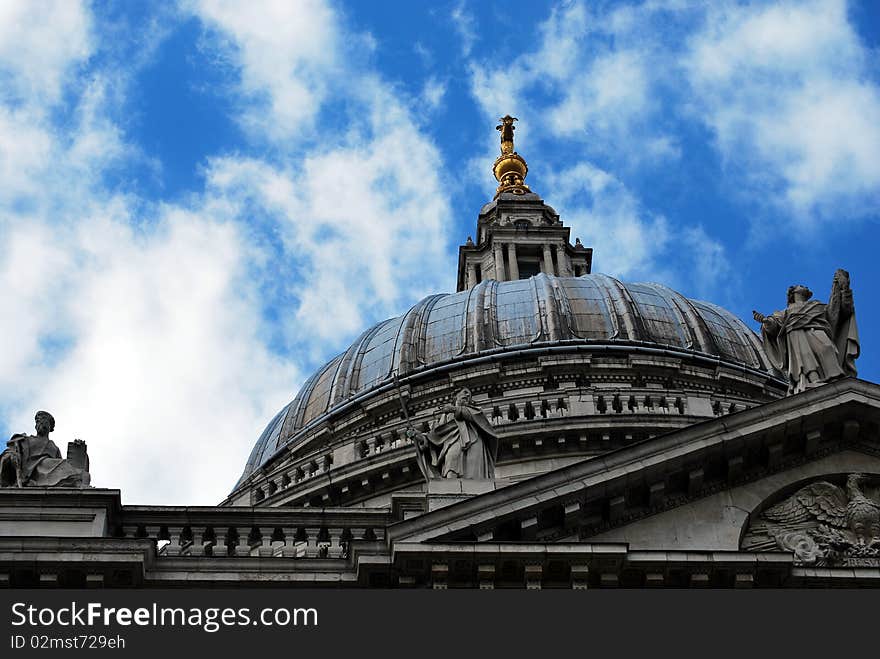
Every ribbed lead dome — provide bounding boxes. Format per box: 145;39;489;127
239;273;774;483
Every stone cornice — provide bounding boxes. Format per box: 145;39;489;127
386;378;880;544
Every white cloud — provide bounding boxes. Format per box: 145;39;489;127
469;1;670;157
201;87;452;347
186;4;456;347
546;50;650;140
0;0;92;104
421;77;446;110
545;162;733;299
2;210;298;504
450;2;476;57
680;225;734;301
0;1;301;503
192;0;341;141
0;0;455;506
546;162;671;280
685;0;880;223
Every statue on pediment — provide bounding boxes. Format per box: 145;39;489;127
742;473;880;566
753;269;859;395
405;388;499;480
0;411;91;488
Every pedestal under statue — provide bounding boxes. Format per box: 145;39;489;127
754;269;859;395
406;388;499;480
0;411;91;488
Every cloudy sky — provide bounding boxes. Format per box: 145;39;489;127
1;0;878;505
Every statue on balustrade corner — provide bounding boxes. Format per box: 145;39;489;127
0;411;91;488
753;268;859;395
405;388;500;480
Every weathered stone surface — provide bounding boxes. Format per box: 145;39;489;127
589;451;880;551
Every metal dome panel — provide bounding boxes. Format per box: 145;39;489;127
236;273;776;485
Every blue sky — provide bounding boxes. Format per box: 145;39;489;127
1;0;878;504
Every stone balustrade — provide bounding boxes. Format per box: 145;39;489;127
119;507;390;559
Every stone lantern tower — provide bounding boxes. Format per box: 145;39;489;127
456;116;592;291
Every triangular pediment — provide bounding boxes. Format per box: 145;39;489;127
387;378;880;548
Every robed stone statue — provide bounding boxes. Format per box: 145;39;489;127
405;388;500;480
753;269;859;395
0;411;91;488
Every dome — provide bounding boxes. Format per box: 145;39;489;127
237;273;775;486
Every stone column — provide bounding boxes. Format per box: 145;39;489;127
493;242;506;280
506;243;519;280
467;262;477;289
554;244;572;276
541;244;555;275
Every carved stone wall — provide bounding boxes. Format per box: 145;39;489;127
588;451;880;553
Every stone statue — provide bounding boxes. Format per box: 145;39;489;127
405;388;499;480
0;411;91;488
753;269;859;395
496;115;518;154
742;474;880;566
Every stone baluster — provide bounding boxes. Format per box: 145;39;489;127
524;563;542;590
258;528;274;557
571;564;589;589
164;526;185;556
212;528;229;557
478;564;495;590
735;572;754;589
121;524;139;539
232;528;252;557
304;527;322;558
431;562;449;589
86;573;105;588
275;527;296;557
190;528;210;556
346;528;367;558
645;573;665;587
326;527;345;558
145;525;161;544
39;573;59;587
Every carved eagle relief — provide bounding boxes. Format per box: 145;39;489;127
742;474;880;566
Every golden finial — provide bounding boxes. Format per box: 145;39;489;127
492;115;530;198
